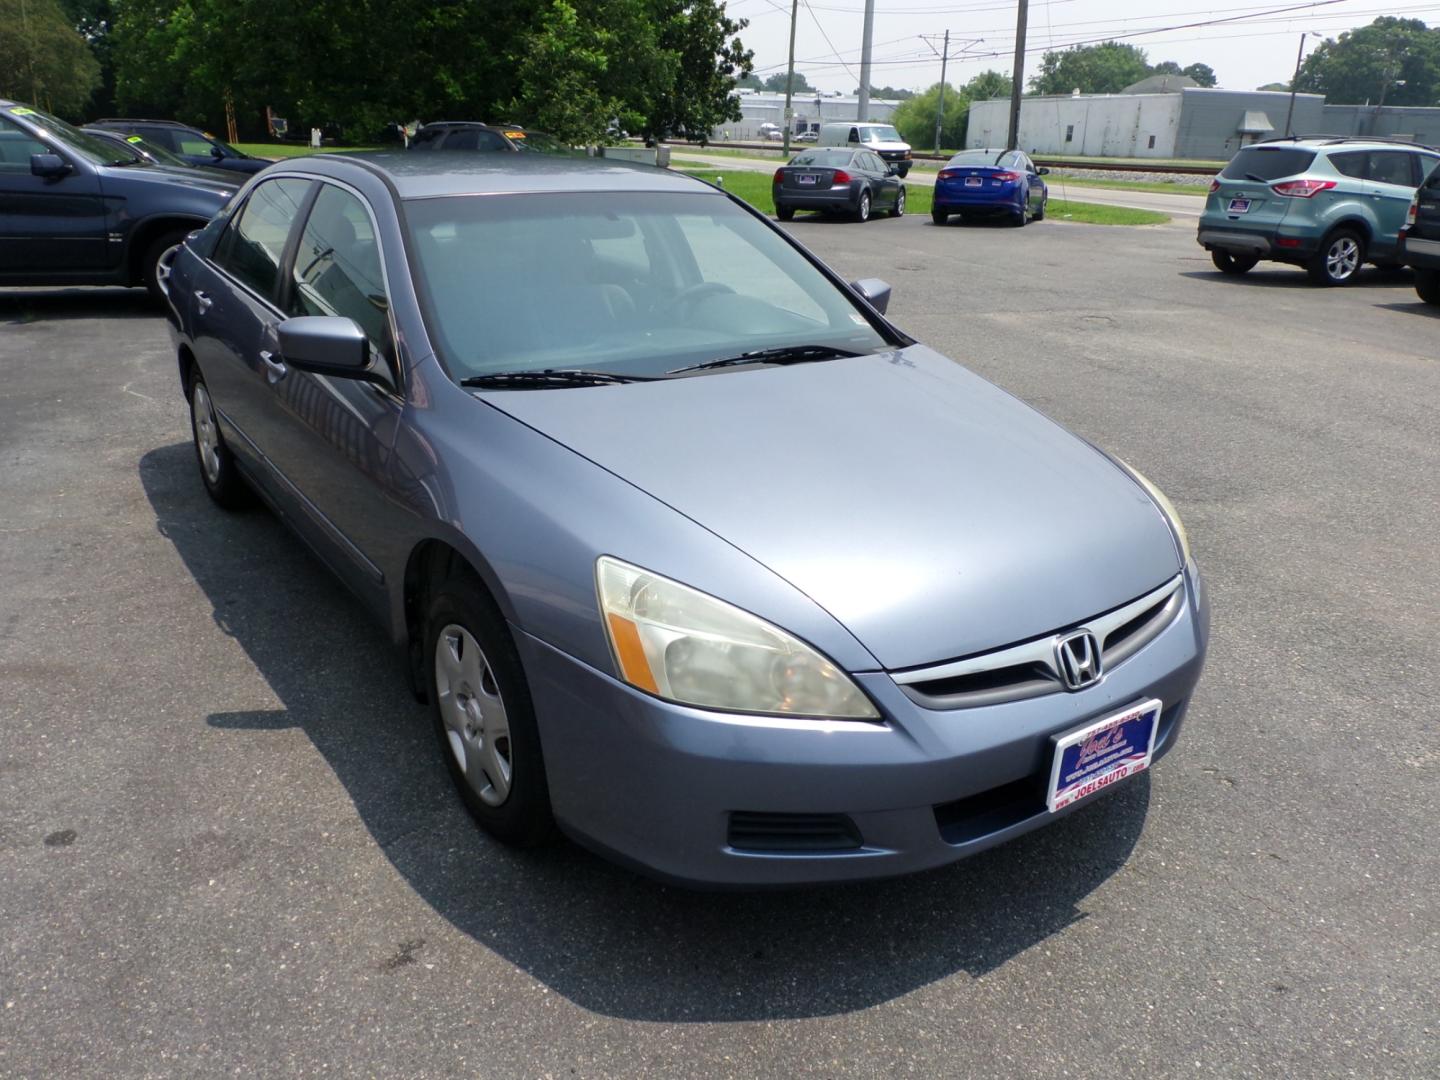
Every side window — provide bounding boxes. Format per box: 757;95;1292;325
136;126;176;151
1422;155;1440;189
0;116;49;172
848;127;859;144
410;128;444;151
213;177;313;300
1330;151;1366;179
176;131;217;156
1366;151;1413;187
288;184;390;355
443;128;508;152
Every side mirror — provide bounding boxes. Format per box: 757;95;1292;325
849;277;892;315
30;153;71;179
210;145;225;159
1037;166;1051;176
277;316;377;380
886;164;898;176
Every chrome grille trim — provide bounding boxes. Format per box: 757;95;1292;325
892;575;1185;708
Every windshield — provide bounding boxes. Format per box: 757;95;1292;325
405;191;890;381
946;149;1006;166
1220;146;1316;181
6;104;139;166
860;125;903;143
122;134;195;168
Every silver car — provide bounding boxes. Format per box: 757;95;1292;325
163;153;1208;887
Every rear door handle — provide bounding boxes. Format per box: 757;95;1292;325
259;349;288;382
195;290;213;314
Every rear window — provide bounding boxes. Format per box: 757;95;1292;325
1220;147;1316;181
789;150;852;166
946;150;1005;167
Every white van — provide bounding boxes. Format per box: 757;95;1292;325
817;122;912;176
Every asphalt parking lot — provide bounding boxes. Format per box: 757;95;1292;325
2;212;1437;1078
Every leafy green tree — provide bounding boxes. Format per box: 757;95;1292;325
1030;42;1150;95
1295;17;1440;106
856;85;916;100
962;70;1012;101
762;70;812;93
1150;60;1183;76
890;82;967;152
58;0;115;115
1257;81;1290;92
0;0;101;116
1182;62;1217;87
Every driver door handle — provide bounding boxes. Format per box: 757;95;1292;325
259;349;288;382
195;290;213;314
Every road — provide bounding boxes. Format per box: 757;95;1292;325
671;149;1205;217
1;216;1436;1078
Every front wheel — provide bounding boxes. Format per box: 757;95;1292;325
1033;195;1047;222
775;204;795;222
1211;249;1259;276
141;230;189;301
189;372;249;509
1307;229;1364;286
890;188;906;218
853;190;872;223
1414;267;1440;305
425;575;555;847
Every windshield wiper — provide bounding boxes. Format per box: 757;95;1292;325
1243;173;1267;183
459;368;658;389
667;344;862;375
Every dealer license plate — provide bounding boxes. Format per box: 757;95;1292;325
1046;699;1161;813
965;177;983;187
797;173;817;185
1227;198;1251;213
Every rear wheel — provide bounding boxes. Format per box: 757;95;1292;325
1307;228;1364;286
931;208;947;225
776;204;795;222
853;190;872;223
1211;249;1259;276
1012;204;1027;227
1415;267;1440;305
890;188;906;218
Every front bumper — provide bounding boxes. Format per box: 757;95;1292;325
518;567;1210;887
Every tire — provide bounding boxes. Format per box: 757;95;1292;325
1306;228;1365;286
1012;200;1028;227
776;204;795;222
188;371;249;510
1033;195;1047;222
425;574;556;847
1211;249;1259;276
1415;267;1440;306
141;230;189;301
931;208;948;225
854;190;871;223
890;187;906;218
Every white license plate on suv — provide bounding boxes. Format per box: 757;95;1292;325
1227;198;1252;214
1046;699;1161;813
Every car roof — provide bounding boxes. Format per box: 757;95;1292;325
1256;136;1437;153
277;151;726;200
92;118;198;129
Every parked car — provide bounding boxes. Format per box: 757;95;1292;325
408;121;518;152
88;118;269;175
1399;158;1440;305
1199;136;1440;285
932;148;1049;227
817;122;912;177
773;148;905;222
0;100;236;298
83;126;236;182
162;152;1207;888
794;130;819;143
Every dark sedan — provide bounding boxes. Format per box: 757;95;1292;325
773;148;905;223
88;118;270;174
160;152;1206;887
933;148;1049;226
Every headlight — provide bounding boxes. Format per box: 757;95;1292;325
596;556;879;720
1118;460;1192;566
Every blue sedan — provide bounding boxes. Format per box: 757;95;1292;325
933;148;1049;226
161;152;1206;887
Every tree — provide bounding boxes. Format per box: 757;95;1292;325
1182;62;1217;87
58;0;115;116
890;82;967;152
762;70;812;93
1150;60;1183;76
962;70;1012;101
0;0;101;116
1257;81;1290;92
1294;17;1440;106
856;85;915;100
1030;42;1150;95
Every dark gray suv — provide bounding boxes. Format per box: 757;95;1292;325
1;101;236;297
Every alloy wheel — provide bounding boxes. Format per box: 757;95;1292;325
192;383;222;485
434;624;512;807
1326;236;1360;281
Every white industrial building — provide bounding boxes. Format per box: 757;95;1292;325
708;90;900;142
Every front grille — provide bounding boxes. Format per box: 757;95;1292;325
894;576;1185;710
727;812;863;853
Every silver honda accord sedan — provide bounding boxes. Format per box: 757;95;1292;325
161;152;1208;887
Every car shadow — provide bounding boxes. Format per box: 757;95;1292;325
1177;268;1411;290
1372;300;1438;317
139;439;1153;1022
0;286;160;323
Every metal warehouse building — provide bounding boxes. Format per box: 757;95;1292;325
708;91;900;142
967;87;1440;160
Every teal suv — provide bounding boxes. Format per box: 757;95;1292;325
1199;137;1440;285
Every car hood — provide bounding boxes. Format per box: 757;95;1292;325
481;346;1181;670
98;164;237;199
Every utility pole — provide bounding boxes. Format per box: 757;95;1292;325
1283;33;1307;137
858;0;876;120
1006;0;1029;151
933;30;950;155
783;0;799;154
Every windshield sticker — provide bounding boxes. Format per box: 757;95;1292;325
9;106;36;115
126;135;143;143
505;131;526;138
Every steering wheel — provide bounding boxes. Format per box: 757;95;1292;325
669;281;735;315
